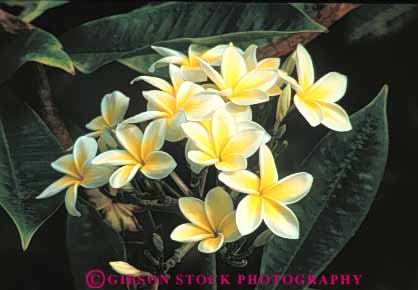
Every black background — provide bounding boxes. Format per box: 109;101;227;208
0;2;417;290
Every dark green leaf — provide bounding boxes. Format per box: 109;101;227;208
0;90;64;250
60;2;325;74
0;11;75;84
258;85;389;290
67;198;127;290
4;0;68;22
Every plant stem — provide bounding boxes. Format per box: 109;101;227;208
201;253;217;290
163;243;196;273
160;180;182;198
199;168;208;198
170;172;193;197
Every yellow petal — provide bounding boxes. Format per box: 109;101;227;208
123;111;169;124
263;172;313;204
131;76;173;95
101;91;130;127
92;150;137;166
181;66;208;82
276;84;292;122
263;198;299;239
278;70;302;92
185;140;205;174
81;164;114;188
109;165;140;189
236;195;263;235
51;154;81;179
222;44;247;88
141;151;177;179
235;69;278;93
115;124;143;161
319;102;352;132
198;234;224;253
218;170;260;194
257;58;280;70
204;187;234;230
141;119;166;160
175;81;204;108
169;64;184;92
200;44;227;65
181;122;214;155
219;211;241;243
86;116;107;131
65;184;81;217
304;72;347;102
182;93;225;121
143;90;176;115
243;44;258;71
36;175;77;199
225;102;252;122
236;121;271;143
109;261;142;277
151;45;187;58
296;44;315;90
212;108;236;156
166;112;187;142
178;197;213;232
197;58;226;89
229;89;269;106
294;94;322;127
188;150;218;166
215;154;247;172
222;129;264;158
267;84;282;97
148;56;185;73
73;136;98;174
259;145;278;191
171;223;213;242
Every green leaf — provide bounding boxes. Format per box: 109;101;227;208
258;85;389;290
0;91;64;250
67;198;127;290
60;2;325;74
4;0;69;23
0;11;75;84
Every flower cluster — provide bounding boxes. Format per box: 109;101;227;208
37;42;351;254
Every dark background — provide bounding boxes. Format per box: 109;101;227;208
0;2;417;290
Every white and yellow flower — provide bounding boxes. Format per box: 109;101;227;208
149;44;228;82
125;65;225;142
198;43;278;106
170;186;240;253
181;107;264;172
36;137;114;217
92;119;177;188
219;145;313;238
279;44;352;132
86;91;130;138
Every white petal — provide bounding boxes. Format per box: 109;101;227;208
294;94;322;127
222;45;247;88
82;164;114;188
243;44;258;71
143;90;176;115
218;211;241;243
257;58;280;70
130;76;173;94
225;102;252;122
86;116;107;131
115;124;143;161
305;72;347;103
73;136;98;174
198;234;224;253
263;198;299;239
197;58;225;89
123;111;168;124
181;66;208;82
218;170;259;194
235;69;278;93
101;91;130;127
169;64;184;92
215;154;247;172
65;184;81;217
200;44;227;65
263;172;313;204
51;154;80;179
236;195;264;235
222;129;264;158
148;56;185;73
170;223;213;242
141;119;166;160
92;150;137;166
151;45;187;58
236;121;271;143
188;150;218;166
141;151;177;179
181;122;214;154
166;111;187;142
212;108;237;156
296;44;315;90
109;165;140;188
229;89;269;106
185;140;205;174
319;102;352;132
37;176;77;199
175;81;204;108
182;93;225;121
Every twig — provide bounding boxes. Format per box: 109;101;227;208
170;172;193;197
201;253;217;290
199;168;209;198
163;243;196;273
160;180;182;198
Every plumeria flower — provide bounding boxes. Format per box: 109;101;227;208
125;65;225;142
149;44;228;82
219;145;313;238
242;44;281;96
181;107;264;172
279;44;352;132
198;43;278;106
92;119;177;188
36;137;114;217
171;186;240;253
86;91;130;138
